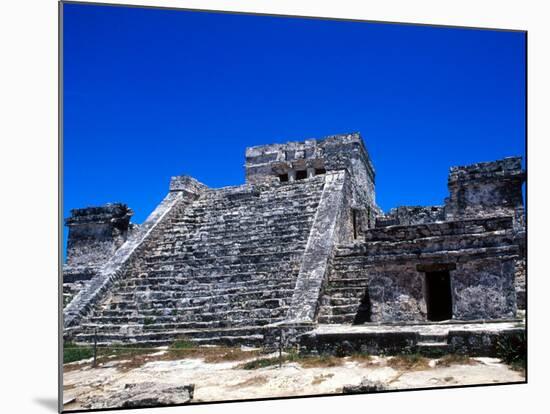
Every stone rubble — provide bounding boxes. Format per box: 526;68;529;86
342;378;387;393
81;382;194;409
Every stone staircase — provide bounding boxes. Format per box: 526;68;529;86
70;176;326;347
415;332;449;356
317;253;368;324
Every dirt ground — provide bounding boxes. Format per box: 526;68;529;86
63;347;524;410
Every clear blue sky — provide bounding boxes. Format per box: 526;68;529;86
63;3;525;256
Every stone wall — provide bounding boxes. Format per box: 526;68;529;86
376;206;445;227
65;204;134;263
298;326;524;357
445;157;525;220
245;133;378;218
64;203;135;282
325;216;520;323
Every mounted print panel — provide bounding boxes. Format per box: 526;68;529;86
60;2;526;411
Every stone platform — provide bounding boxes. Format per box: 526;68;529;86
299;320;525;357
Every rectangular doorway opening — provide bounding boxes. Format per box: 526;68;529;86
425;271;452;321
352;209;358;239
296;170;307;180
352;288;372;325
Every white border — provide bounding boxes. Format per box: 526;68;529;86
2;1;548;413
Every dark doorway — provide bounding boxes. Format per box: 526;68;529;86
425;271;452;321
352;210;358;239
279;174;289;182
296;170;307;180
353;288;372;324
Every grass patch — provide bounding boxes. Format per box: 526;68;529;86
64;342;156;370
386;353;430;371
348;353;374;366
63;342;94;364
298;354;344;368
436;354;478;367
143;317;155;325
64;337;262;373
165;339;261;364
170;337;195;349
235;351;370;370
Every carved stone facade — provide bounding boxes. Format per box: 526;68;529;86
63;133;525;348
63;204;136;305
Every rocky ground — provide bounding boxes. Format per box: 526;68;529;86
63;346;525;411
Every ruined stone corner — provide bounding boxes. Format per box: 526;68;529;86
169;175;209;197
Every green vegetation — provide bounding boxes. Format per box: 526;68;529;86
143;317;155;325
63;342;94;364
64;341;154;366
236;350;371;370
169;337;195;349
497;332;527;372
436;354;477;367
165;338;262;363
386;353;430;371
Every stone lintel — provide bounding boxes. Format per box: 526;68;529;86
416;263;457;272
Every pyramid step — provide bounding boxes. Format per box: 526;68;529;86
418;334;448;342
73;327;268;347
328;278;369;288
416;342;449;357
321;304;360;316
154;236;308;251
115;278;295;292
81;319;275;331
110;288;294;304
317;314;357;324
103;297;288;312
328;297;362;306
90;306;290;322
323;286;365;295
143;252;304;266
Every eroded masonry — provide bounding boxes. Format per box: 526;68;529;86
63;133;526;355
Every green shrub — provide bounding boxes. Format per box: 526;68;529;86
496;332;526;371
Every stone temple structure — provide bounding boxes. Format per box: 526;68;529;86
63;133;526;353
